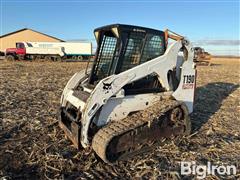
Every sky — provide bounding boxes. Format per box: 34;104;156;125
0;0;239;56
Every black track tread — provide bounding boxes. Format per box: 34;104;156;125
92;99;187;164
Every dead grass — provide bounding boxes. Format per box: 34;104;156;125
210;57;240;65
0;60;239;179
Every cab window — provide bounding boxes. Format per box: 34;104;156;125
141;35;165;63
16;43;25;49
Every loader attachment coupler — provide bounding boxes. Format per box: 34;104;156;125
59;107;81;149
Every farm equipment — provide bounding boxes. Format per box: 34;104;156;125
59;24;196;163
5;42;92;61
194;47;212;65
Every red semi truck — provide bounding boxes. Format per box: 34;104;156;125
5;43;26;60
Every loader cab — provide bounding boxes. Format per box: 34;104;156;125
89;24;166;88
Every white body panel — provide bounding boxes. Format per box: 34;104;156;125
29;42;92;56
96;92;172;126
172;58;196;112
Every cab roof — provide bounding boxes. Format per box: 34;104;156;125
94;24;165;35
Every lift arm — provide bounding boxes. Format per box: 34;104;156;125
164;29;184;47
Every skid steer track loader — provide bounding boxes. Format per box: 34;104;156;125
59;24;196;163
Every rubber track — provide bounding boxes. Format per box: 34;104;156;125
92;99;183;164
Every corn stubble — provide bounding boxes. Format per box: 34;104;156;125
0;58;239;179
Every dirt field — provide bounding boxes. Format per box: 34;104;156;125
0;58;239;179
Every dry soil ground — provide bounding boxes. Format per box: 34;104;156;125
0;58;239;179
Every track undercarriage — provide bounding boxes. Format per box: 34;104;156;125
92;99;191;163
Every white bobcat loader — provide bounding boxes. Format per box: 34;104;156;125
59;24;196;163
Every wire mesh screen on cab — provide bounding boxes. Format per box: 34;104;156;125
94;35;117;80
